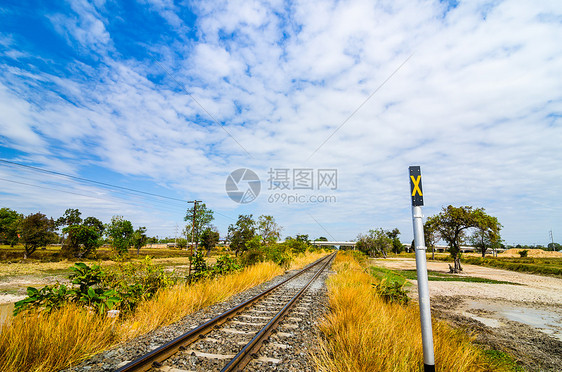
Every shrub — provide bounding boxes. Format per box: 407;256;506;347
188;250;210;282
518;250;528;257
264;243;292;268
212;254;241;275
240;248;265;266
372;279;410;306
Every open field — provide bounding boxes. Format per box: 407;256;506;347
0;244;200;262
371;257;562;371
394;249;562;277
0;253;218;306
433;253;562;277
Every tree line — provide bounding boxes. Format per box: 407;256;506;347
0;204;326;261
0;207;149;259
184;203;321;265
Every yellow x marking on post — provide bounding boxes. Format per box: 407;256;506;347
410;175;422;196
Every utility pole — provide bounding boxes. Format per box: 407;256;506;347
409;166;435;372
550;230;555;251
187;200;201;277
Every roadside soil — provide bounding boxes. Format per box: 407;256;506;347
371;258;562;372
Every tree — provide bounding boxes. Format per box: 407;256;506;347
105;216;134;255
386;228;403;254
313;236;335;250
424;219;439;260
426;205;501;273
469;210;502;257
184;203;214;251
548;242;561;251
257;215;282;244
131;227;148;255
0;207;22;247
356;228;392;258
56;208;82;229
295;234;310;244
62;224;101;258
200;227;220;257
19;212;56;258
227;214;256;256
83;216;105;236
284;236;308;254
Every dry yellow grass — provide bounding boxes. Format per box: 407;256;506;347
499;248;562;258
289;251;327;270
313;253;510;372
0;251;328;371
0;260;76;278
0;305;117;372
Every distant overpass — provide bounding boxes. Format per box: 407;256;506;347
311;240;357;247
278;240;357;247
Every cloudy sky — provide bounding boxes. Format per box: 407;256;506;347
1;0;561;245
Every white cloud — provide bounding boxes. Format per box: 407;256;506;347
1;0;561;243
48;0;112;54
0;84;48;152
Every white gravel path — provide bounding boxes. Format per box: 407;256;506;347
371;258;562;305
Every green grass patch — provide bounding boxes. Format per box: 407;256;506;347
370;266;518;285
482;349;525;371
369;266;410;286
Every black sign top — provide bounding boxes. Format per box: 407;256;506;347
409;166;424;206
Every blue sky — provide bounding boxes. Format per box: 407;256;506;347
1;0;561;245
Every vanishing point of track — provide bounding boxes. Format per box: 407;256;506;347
116;252;336;372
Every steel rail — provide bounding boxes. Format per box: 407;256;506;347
221;252;335;371
115;253;334;372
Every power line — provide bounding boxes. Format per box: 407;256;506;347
0;159;237;221
0;177;185;215
0;158;187;203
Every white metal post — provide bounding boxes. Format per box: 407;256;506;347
412;205;435;371
409;166;435;372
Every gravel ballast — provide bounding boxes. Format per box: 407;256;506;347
65;257;333;372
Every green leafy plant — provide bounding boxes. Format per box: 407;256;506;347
188;250;210;282
212;254;241;275
14;259;176;316
372;279;410;306
518;250;528;258
14;284;70;315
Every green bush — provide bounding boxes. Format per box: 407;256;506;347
212;254;241;275
240;248;265;266
264;243;292;268
372;279;409;306
518;250;528;258
188;250;209;282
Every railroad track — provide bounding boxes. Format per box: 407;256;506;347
116;252;336;372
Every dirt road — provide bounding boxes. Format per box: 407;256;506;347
371;258;562;372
